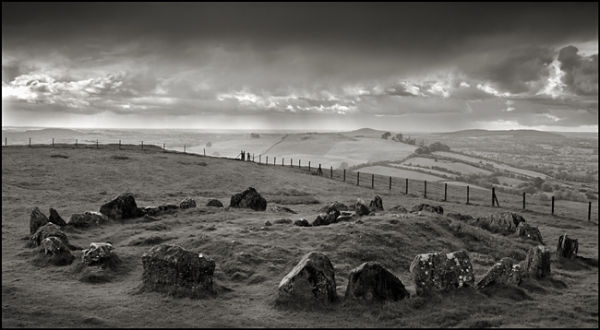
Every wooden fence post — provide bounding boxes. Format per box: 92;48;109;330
75;139;78;148
141;141;144;150
318;163;322;175
357;172;360;186
204;148;206;156
389;176;392;190
291;158;293;167
522;192;526;209
491;187;495;207
119;140;121;150
274;156;276;166
330;166;333;178
29;138;31;147
466;186;470;204
343;169;346;182
163;143;165;150
52;138;55;148
405;178;408;195
4;137;6;146
424;180;427;198
96;139;99;149
184;144;186;153
371;174;374;189
308;161;311;171
589;202;592;221
266;156;269;165
444;183;447;201
551;196;555;215
282;158;284;166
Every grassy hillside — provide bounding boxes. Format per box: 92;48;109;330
2;146;598;327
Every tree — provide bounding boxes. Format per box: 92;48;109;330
381;132;391;139
250;133;260;138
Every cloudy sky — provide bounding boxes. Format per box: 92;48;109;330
2;2;598;131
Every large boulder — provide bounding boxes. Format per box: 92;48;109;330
556;234;578;259
409;250;474;296
82;242;120;267
142;244;216;298
206;199;224;208
476;257;523;289
524;245;551;279
99;193;139;220
355;199;370;216
312;207;341;227
319;202;348;213
35;237;75;266
30;223;71;248
277;252;337;305
179;198;197;209
229;187;267;211
411;204;443;215
516;222;544;244
369;195;384;212
474;212;525;235
344;262;409;302
48;208;67;227
30;207;49;235
68;211;109;228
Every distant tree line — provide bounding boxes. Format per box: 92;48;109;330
381;131;416;145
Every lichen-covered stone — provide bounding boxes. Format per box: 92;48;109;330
516;222;544;244
68;211;109;228
556;234;578;259
35;237;75;266
277;252;337;305
99;193;139;220
48;208;67;227
388;205;408;213
319;202;348;213
229;187;267;211
142;244;216;298
476;257;523;289
355;199;370;216
30;207;49;235
82;242;118;266
293;219;311;227
206;199;224;207
411;204;444;214
409;250;474;296
369;195;384;212
524;245;551;279
474;212;526;235
345;262;409;302
179;198;197;209
30;223;71;248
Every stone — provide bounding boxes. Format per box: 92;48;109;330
206;199;224;207
388;205;408;213
369;195;384;212
271;206;297;214
411;204;444;215
273;218;293;225
446;212;474;222
140;204;179;216
409;250;474;296
99;193;139;220
179;198;197;209
48;208;67;227
229;187;267;211
336;215;354;222
516;222;544;244
319;202;348;213
142;244;216;298
293;219;311;227
524;245;551;279
556;234;578;259
30;207;49;235
277;252;337;305
30;223;71;248
473;212;526;235
82;242;119;267
68;211;109;228
264;220;272;226
476;257;523;289
36;237;75;266
355;199;371;216
344;262;409;302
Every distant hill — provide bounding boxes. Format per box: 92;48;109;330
439;129;568;141
346;127;388;137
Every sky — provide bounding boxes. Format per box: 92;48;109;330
2;2;598;132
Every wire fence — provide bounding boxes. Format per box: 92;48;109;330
3;137;597;222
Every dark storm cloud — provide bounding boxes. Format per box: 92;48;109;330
2;2;598;130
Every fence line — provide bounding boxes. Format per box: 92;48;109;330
2;137;597;222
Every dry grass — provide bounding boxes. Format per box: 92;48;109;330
2;146;597;327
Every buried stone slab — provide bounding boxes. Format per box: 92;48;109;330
179;198;197;209
271;205;297;214
411;204;444;215
293;219;311;227
409;250;474;296
33;237;75;266
475;212;526;235
524;245;551;279
476;257;523;289
319;202;348;214
99;193;139;220
369;195;384;212
30;207;49;235
276;251;337;306
229;187;267;211
48;208;67;227
142;244;216;298
516;222;544;244
68;211;109;228
556;234;578;259
344;262;409;302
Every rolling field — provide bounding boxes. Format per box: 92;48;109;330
400;156;492;176
2;146;597;327
433;151;549;179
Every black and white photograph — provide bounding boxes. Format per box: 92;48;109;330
1;2;598;328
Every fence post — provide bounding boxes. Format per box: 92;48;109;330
466;186;470;204
357;172;360;186
491;187;495;207
4;137;6;146
318;163;322;175
330;166;333;178
343;169;346;182
96;139;98;149
405;178;408;195
163;143;165;150
551;196;555;215
29;138;31;147
52;138;55;148
75;139;78;148
371;174;374;189
522;192;526;209
184;144;186;153
308;161;311;171
119;140;121;150
444;183;447;201
266;156;269;164
141;141;144;150
389;176;392;190
291;158;293;167
589;202;592;221
282;158;284;166
299;159;301;168
204;148;206;156
274;156;276;166
424;180;427;198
